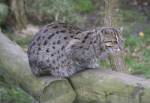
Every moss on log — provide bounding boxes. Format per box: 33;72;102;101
71;69;150;103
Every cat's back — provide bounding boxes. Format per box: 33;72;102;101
27;22;81;75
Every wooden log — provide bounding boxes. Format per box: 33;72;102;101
71;69;150;103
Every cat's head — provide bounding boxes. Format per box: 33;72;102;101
96;27;123;54
65;27;123;60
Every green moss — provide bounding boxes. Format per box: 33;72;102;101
40;80;76;103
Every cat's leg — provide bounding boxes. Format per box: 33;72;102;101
84;59;100;69
30;63;51;76
51;65;81;77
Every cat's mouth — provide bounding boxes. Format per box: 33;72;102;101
100;43;118;55
103;40;122;52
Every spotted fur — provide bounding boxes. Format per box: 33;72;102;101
27;22;122;77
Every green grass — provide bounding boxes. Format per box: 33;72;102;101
14;35;32;48
98;59;110;69
124;35;142;52
124;27;150;78
0;87;33;103
121;10;146;23
74;0;93;13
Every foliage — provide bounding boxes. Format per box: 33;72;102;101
74;0;93;13
124;26;150;78
0;3;8;25
0;0;7;3
0;87;33;103
14;35;32;48
120;10;146;23
26;0;86;25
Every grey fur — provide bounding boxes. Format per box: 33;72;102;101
27;22;122;77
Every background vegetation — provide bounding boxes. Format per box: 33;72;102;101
0;0;150;103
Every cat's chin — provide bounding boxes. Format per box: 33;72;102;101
107;47;121;53
98;47;121;60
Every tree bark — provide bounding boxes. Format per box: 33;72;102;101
103;0;127;72
0;32;150;103
10;0;27;30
